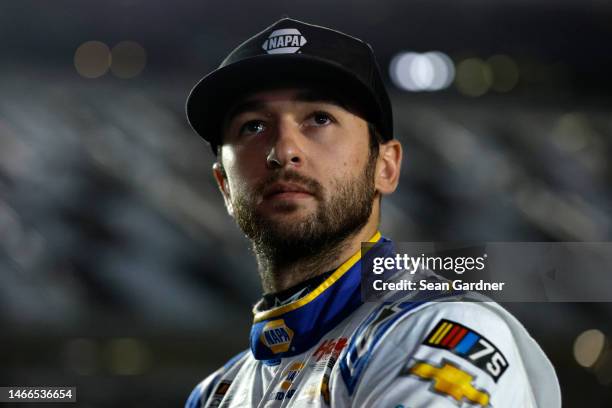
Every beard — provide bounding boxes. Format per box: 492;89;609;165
231;154;377;269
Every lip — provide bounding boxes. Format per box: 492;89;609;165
267;191;313;200
263;183;314;199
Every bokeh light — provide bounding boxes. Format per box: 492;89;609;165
574;329;606;368
552;113;590;153
455;58;493;97
74;41;111;78
488;54;519;92
110;41;147;79
390;51;454;92
107;338;150;375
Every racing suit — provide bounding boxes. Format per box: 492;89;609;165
186;232;561;407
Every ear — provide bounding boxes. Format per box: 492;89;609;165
212;162;234;216
374;140;402;195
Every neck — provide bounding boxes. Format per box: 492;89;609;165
256;222;379;294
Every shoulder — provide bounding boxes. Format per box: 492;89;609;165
184;350;249;408
384;299;557;386
343;299;560;407
185;372;219;408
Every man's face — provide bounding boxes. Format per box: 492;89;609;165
215;88;378;261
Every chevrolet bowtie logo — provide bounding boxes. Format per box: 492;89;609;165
408;361;490;406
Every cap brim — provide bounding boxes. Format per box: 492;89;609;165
186;53;389;154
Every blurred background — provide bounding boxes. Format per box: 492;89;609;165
1;0;611;406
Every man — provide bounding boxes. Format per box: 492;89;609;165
184;17;561;407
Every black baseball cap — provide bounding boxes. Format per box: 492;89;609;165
186;17;393;155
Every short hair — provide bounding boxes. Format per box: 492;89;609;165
367;122;383;160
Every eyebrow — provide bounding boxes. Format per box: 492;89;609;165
225;90;348;123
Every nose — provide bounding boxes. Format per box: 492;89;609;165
266;119;304;169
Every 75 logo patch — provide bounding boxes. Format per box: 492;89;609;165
423;319;509;382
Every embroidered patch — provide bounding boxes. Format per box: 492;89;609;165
268;361;305;402
406;359;490;407
313;337;348;362
209;380;231;408
423;319;508;382
321;374;331;404
262;28;307;54
260;319;294;354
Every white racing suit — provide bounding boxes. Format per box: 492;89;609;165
186;233;561;407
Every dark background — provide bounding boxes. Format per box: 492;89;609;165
0;0;611;406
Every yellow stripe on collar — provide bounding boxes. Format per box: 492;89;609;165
252;231;382;323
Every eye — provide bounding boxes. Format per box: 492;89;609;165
309;111;334;126
239;120;266;136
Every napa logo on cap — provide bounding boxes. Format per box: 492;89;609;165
260;319;294;353
262;28;307;54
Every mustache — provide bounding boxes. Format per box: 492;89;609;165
255;170;323;199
